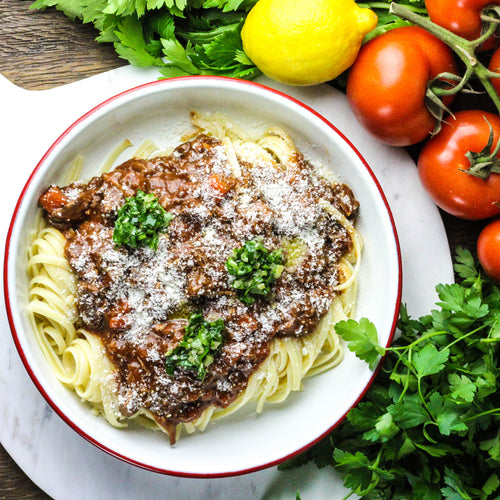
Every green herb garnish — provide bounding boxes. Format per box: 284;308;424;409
281;248;500;499
226;240;284;305
165;312;225;380
113;190;173;250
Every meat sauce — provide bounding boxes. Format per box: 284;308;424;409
39;133;359;443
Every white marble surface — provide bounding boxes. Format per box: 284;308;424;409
0;68;453;499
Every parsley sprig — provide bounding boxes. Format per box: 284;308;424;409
113;190;173;250
165;312;225;380
283;248;500;499
226;240;284;305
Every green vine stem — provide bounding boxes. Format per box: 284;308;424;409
358;2;427;13
389;2;500;115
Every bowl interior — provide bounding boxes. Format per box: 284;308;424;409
5;77;401;477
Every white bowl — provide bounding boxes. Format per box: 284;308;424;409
4;76;401;477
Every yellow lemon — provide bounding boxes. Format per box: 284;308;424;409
241;0;378;86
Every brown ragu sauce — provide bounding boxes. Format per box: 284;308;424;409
39;133;359;444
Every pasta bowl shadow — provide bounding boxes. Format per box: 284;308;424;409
4;76;402;477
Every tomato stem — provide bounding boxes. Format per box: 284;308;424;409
357;2;427;13
480;6;500;25
431;70;473;97
463;118;500;179
471;15;498;50
389;2;500;115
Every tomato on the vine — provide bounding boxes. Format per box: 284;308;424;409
477;219;500;283
346;26;458;146
418;110;500;220
425;0;498;50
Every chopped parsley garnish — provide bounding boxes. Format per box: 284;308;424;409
165;312;225;381
113;190;173;250
226;240;284;305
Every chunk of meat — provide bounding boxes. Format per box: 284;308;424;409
39;185;93;229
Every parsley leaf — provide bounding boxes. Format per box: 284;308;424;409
113;190;173;250
448;373;477;403
226;240;284;305
114;15;166;67
160;38;201;75
30;0;88;21
454;245;481;282
389;394;431;429
413;343;449;378
165;312;225;380
334;317;386;369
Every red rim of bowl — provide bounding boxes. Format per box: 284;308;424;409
3;75;402;478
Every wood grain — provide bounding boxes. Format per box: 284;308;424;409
0;1;488;497
0;444;50;499
0;0;125;90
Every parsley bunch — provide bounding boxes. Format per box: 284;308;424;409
283;248;500;499
30;0;261;79
226;240;284;305
113;190;173;250
165;312;225;380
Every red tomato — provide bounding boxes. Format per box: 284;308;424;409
477;219;500;283
488;46;500;96
425;0;497;51
346;26;458;146
418;110;500;220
